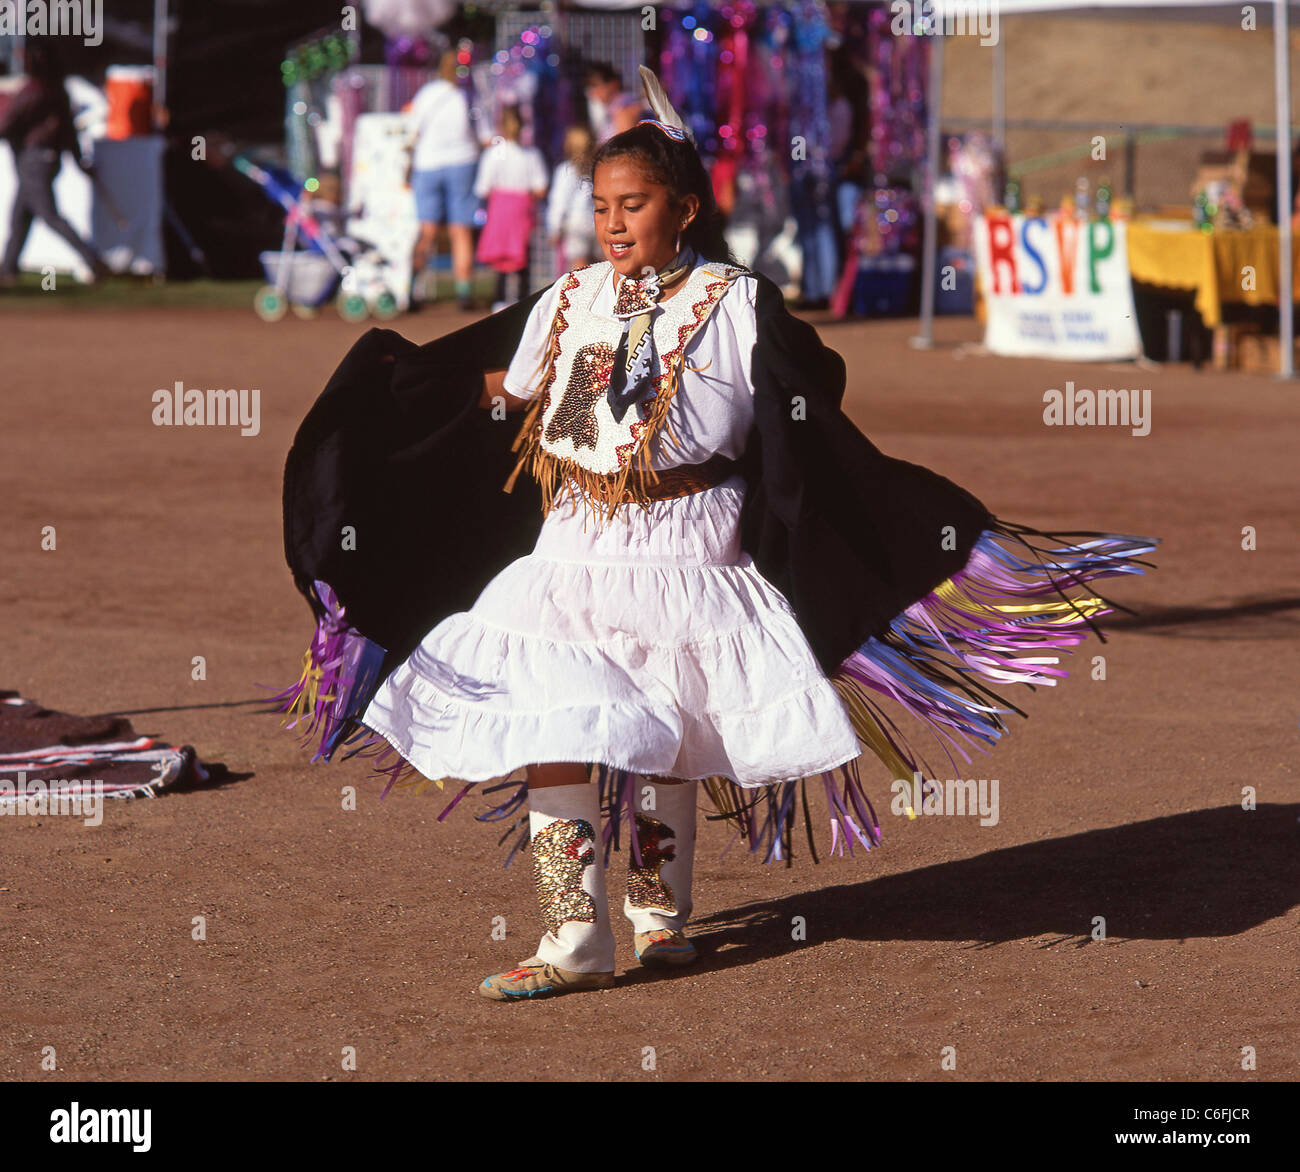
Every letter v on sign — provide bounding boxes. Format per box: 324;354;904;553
1055;215;1080;295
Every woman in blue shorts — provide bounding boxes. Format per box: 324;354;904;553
406;50;481;310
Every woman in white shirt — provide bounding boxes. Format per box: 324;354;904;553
405;50;482;310
281;72;1158;1008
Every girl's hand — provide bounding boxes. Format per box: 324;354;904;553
479;368;532;411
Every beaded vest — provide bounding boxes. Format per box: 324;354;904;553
504;257;750;524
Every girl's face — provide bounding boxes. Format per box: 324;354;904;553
592;157;698;280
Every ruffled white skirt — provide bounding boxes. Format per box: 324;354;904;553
362;473;863;787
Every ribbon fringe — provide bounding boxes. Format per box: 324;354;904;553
833;521;1159;782
264;581;387;764
271;525;1155;869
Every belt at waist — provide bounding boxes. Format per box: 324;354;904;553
554;453;740;506
622;454;741;501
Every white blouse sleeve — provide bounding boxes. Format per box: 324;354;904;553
502;278;565;400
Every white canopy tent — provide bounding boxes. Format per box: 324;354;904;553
912;0;1297;376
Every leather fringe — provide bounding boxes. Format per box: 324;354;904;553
504;351;693;530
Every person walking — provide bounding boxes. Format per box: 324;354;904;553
405;49;481;310
584;62;644;145
0;40;109;286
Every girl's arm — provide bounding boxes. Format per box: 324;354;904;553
479;368;532;411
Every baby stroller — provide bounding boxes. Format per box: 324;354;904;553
234;155;401;322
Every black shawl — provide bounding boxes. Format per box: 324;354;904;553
283;272;990;677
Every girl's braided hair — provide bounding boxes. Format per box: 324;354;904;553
585;122;742;268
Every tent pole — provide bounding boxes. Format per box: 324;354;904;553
153;0;169;126
912;27;944;350
1275;0;1293;378
992;24;1006;163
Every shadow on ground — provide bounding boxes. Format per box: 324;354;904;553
618;804;1300;985
1106;594;1300;640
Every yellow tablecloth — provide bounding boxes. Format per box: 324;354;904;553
1126;221;1300;328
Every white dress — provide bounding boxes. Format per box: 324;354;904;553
361;255;863;786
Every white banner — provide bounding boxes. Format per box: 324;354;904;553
973;211;1141;361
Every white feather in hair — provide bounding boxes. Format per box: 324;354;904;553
637;65;694;143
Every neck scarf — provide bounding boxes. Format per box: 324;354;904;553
605;245;696;423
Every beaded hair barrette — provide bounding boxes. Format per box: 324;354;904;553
637;118;688;142
636;67;694;145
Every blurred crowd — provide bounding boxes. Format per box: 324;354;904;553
402;51;652;312
402;51;873;315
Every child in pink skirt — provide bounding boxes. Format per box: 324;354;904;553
473;105;548;311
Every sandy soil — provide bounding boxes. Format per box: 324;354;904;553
0;300;1296;1082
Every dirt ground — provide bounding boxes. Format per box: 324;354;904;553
0;299;1296;1084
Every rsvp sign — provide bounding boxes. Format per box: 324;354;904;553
974;212;1142;361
